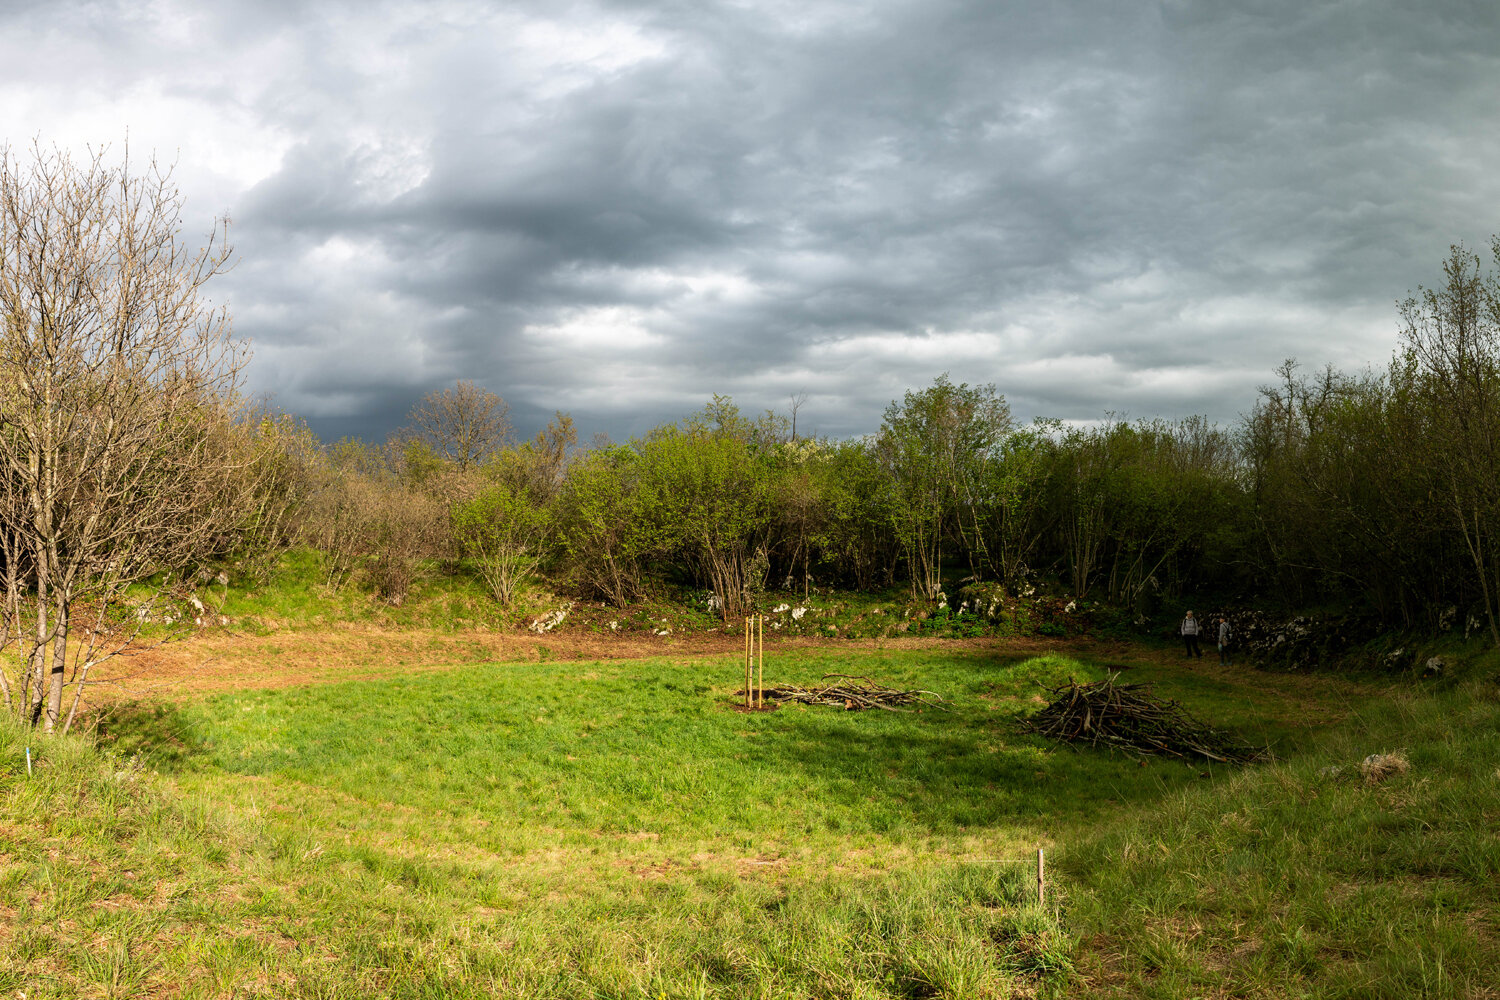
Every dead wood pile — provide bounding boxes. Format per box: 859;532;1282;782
1024;674;1269;763
758;674;948;712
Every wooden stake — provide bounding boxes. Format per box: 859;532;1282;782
756;614;764;708
1036;847;1045;906
744;617;751;708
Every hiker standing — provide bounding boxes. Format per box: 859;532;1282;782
1181;610;1203;658
1218;616;1232;666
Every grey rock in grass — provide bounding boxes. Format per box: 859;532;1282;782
528;602;573;633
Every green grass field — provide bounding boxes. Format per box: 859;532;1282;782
3;642;1497;998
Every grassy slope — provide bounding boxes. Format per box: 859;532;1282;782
3;635;1496;998
1062;675;1500;998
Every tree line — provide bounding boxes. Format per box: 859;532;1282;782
276;242;1500;647
3;142;1500;730
267;240;1500;646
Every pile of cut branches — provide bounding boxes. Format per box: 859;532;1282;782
758;674;948;712
1024;674;1269;763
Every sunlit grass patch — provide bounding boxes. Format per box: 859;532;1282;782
160;650;1132;854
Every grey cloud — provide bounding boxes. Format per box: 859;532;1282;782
6;0;1496;443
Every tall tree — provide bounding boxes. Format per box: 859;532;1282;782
1398;242;1500;644
0;142;255;731
641;421;777;620
556;445;663;607
980;420;1057;592
407;380;509;472
877;375;1011;596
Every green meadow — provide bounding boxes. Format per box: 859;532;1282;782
2;644;1497;998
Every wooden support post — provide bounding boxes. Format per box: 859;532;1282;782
744;617;751;708
1036;847;1045;906
756;614;764;708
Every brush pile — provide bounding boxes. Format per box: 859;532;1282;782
758;674;948;712
1024;674;1268;763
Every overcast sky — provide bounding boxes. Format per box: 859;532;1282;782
4;0;1499;443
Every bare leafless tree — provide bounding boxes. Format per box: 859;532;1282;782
0;141;256;732
789;391;808;442
407;380;510;472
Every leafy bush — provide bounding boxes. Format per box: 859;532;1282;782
451;482;551;607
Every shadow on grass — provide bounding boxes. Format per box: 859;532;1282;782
722;699;1224;833
90;699;212;769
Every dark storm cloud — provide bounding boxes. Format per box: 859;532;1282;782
3;0;1498;441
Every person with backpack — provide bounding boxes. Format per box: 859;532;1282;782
1181;610;1203;658
1218;616;1232;665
